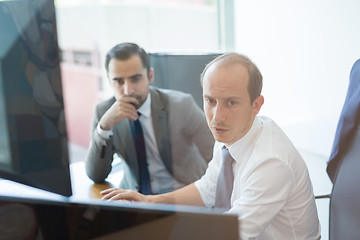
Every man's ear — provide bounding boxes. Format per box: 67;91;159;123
252;95;264;115
148;68;154;84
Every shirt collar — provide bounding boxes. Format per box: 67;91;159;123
137;92;151;118
227;116;263;162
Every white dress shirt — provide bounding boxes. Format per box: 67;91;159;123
195;116;321;240
98;93;184;194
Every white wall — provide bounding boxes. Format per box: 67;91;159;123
235;0;360;157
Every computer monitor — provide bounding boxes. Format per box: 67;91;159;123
0;0;72;196
0;195;239;240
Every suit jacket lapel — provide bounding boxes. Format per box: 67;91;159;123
150;88;173;174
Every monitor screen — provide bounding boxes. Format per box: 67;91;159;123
0;0;72;196
0;195;239;240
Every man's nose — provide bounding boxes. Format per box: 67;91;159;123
213;104;225;122
123;81;134;95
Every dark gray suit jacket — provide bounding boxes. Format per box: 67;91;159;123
86;87;214;191
327;59;360;182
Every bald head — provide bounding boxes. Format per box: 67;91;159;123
200;53;263;104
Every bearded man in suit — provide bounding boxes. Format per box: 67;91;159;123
86;42;214;194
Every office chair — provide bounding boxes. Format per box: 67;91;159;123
149;52;222;109
316;58;360;240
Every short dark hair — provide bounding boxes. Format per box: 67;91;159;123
105;42;150;76
200;53;263;104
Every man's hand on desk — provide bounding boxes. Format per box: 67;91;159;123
100;188;149;202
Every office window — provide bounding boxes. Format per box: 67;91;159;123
55;0;232;148
73;51;92;67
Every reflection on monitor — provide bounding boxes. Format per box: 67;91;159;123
0;0;72;196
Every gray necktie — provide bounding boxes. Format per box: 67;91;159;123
215;146;234;210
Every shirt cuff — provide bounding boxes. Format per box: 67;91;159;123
97;124;113;140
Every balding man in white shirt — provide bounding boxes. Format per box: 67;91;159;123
101;52;321;240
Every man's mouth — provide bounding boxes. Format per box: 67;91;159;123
212;126;228;135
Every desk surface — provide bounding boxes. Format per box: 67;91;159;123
0;161;123;201
70;161;123;200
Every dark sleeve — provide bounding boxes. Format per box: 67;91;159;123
327;59;360;182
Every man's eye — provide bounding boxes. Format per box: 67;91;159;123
113;79;124;85
206;98;216;104
228;100;237;106
133;75;142;82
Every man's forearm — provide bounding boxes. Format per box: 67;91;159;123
148;183;205;206
86;130;113;183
